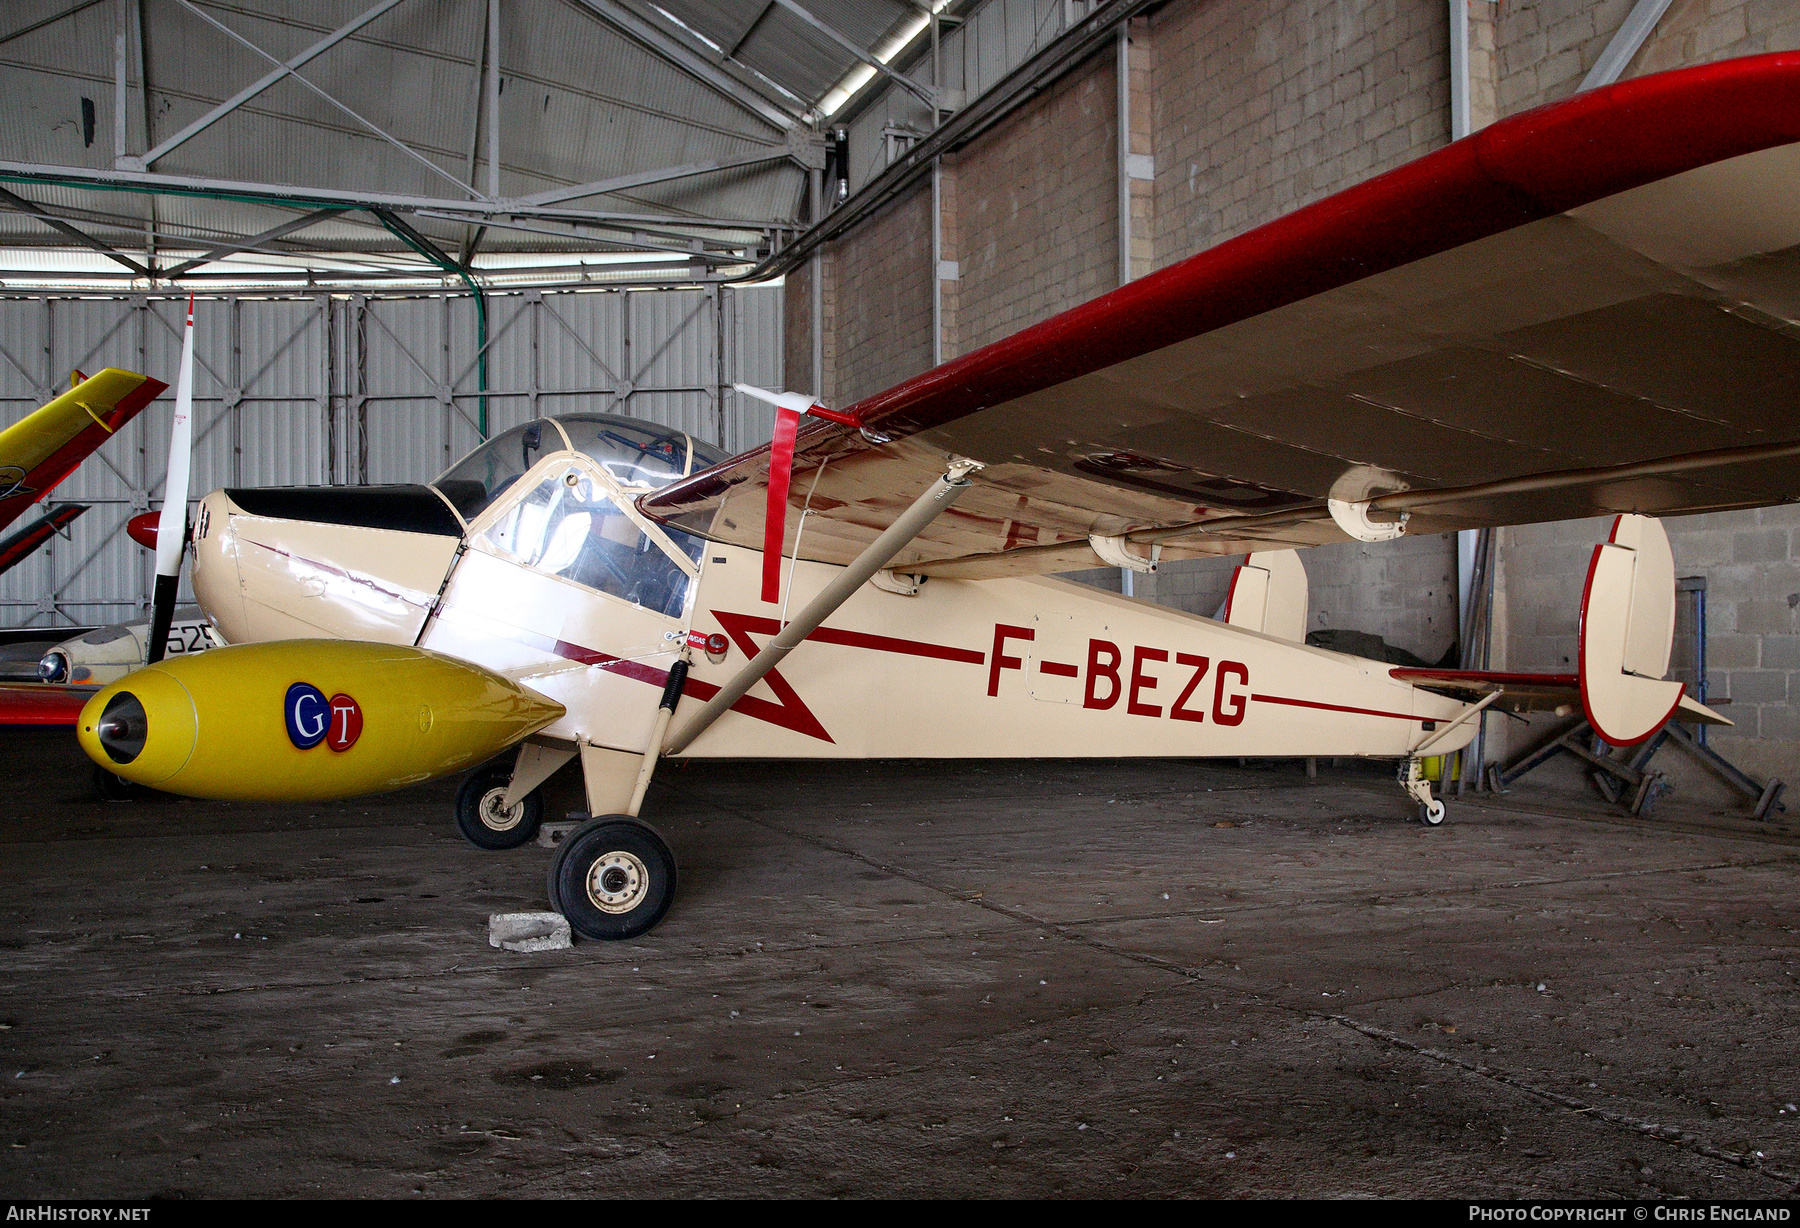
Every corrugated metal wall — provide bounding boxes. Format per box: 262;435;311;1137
0;282;783;629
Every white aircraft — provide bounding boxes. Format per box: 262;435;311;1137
56;55;1800;942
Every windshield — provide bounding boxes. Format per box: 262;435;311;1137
477;460;699;618
555;414;727;488
434;419;558;521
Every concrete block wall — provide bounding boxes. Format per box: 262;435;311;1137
1492;0;1800;116
1148;0;1450;260
949;55;1120;355
828;184;934;407
1138;0;1460;665
782;258;813;404
1074;532;1460;666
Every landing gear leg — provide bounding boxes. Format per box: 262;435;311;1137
1400;758;1446;826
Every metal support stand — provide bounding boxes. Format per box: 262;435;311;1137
1660;720;1786;819
1489;714;1782;820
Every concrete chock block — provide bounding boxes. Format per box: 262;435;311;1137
488;911;572;953
536;821;581;849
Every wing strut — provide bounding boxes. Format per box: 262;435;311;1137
662;456;983;756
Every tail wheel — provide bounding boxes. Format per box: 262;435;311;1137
1419;799;1447;826
546;817;677;941
455;764;543;850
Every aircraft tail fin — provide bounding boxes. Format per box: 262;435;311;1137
1578;514;1687;745
1223;549;1308;643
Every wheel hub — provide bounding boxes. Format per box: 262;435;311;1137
478;787;525;832
586;850;649;914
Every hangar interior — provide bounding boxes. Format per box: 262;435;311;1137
4;0;1800;1201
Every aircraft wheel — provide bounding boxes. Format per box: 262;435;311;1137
546;817;677;941
92;764;139;802
1418;799;1447;826
455;765;543;850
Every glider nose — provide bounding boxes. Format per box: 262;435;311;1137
94;690;148;763
76;669;200;788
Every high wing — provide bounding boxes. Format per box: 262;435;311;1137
0;369;166;535
642;54;1800;580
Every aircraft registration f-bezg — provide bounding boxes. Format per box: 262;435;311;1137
69;55;1800;940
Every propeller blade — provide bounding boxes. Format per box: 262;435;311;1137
146;296;196;666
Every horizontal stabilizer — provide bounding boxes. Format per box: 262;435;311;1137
1676;693;1732;726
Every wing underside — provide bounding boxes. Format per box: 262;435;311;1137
643;55;1800;580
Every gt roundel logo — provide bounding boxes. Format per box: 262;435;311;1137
285;683;362;752
325;694;362;751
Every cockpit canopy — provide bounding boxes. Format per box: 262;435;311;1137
433;413;727;523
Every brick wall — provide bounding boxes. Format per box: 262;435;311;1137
1148;0;1450;263
950;54;1121;355
827;184;935;408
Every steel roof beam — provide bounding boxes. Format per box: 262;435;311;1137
174;0;476;199
567;0;801;132
770;0;936;107
1580;0;1674;91
515;149;797;207
0;160;797;230
0;186;151;277
139;0;409;168
414;210;744;263
162;207;348;277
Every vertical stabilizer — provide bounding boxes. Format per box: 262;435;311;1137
1579;514;1683;745
1223;550;1308;643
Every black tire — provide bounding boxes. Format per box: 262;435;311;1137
455;764;543;850
546;817;677;941
92;763;138;802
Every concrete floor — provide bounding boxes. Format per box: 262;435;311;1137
4;731;1800;1198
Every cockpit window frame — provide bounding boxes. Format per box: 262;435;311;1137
462;447;701;612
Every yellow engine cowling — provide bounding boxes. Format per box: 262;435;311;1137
76;640;565;802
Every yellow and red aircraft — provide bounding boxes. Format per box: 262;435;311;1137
0;367;167;727
55;54;1800;940
0;366;164;569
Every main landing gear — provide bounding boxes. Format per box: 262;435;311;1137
546;816;677;941
1399;758;1447;826
451;752;676;941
